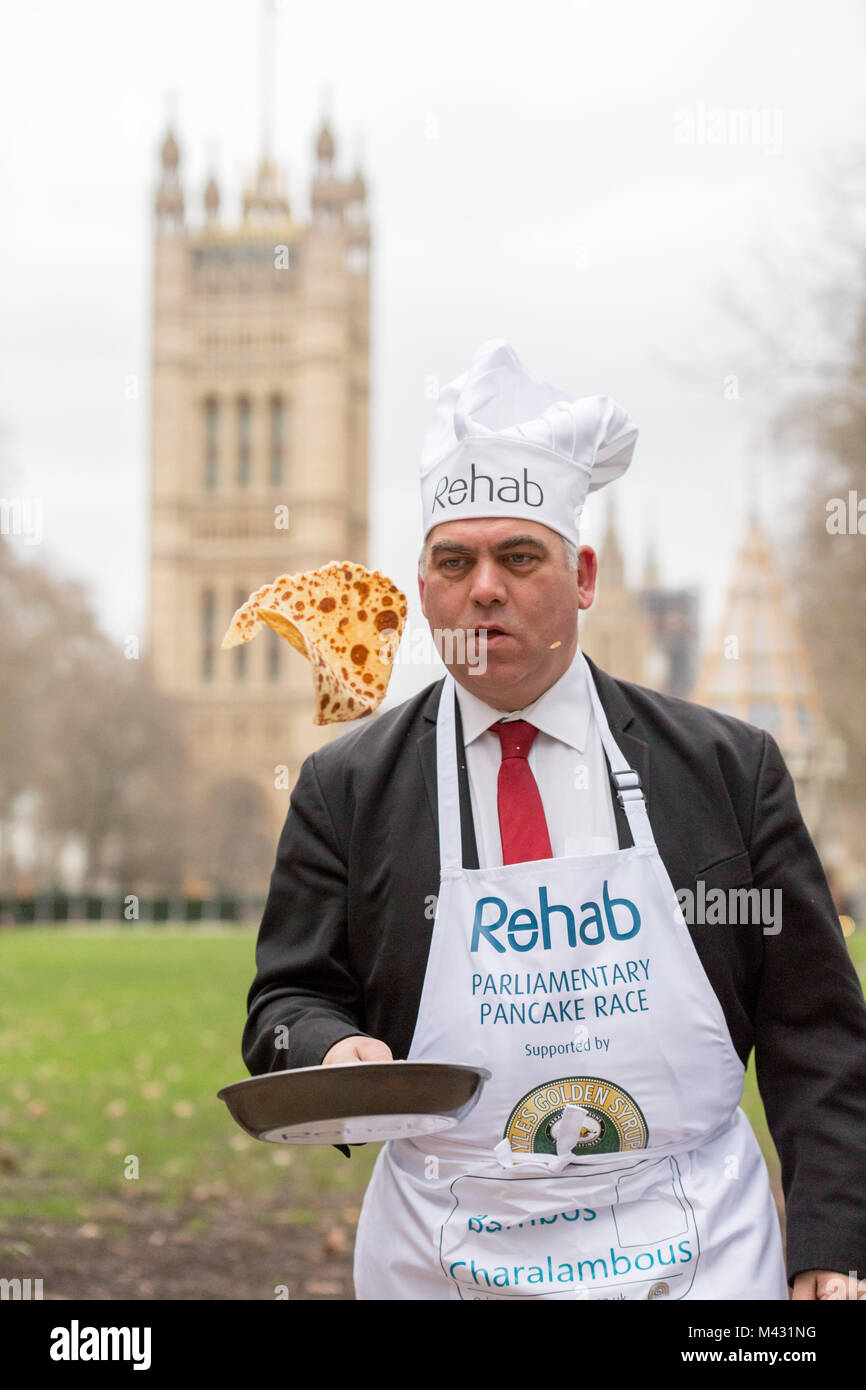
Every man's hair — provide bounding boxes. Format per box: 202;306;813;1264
418;534;578;577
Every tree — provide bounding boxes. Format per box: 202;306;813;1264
0;538;191;894
770;158;866;850
711;151;866;857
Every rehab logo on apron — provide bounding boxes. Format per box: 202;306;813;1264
504;1076;649;1156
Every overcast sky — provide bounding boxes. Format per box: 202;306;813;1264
1;0;864;705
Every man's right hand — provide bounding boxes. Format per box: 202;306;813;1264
321;1035;395;1066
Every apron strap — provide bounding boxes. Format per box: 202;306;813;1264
578;650;656;850
435;675;464;872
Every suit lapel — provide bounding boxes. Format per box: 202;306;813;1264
418;655;650;861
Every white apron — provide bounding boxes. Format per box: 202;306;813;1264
353;656;788;1301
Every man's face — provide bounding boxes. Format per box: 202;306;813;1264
418;517;597;710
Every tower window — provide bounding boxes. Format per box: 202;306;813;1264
748;703;781;733
234;588;248;680
269;396;284;486
204;398;219;490
202;587;215;682
237;397;251;485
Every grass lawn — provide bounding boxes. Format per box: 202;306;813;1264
0;926;380;1230
1;924;863;1230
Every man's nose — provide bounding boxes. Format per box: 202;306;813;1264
468;557;507;605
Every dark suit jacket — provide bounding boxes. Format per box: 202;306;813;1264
242;654;866;1285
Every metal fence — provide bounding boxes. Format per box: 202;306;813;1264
0;894;266;925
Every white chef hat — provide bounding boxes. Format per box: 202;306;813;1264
420;339;638;546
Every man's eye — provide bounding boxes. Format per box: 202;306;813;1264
436;553;538;570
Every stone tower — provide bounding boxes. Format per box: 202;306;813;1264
580;498;651;685
147;118;370;881
692;512;846;862
581;501;699;697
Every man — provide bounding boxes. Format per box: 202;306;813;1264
243;340;866;1301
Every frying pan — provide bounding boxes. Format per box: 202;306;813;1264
218;1060;491;1145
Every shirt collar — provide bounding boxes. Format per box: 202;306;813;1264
453;640;591;753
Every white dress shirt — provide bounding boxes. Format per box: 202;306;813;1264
453;642;619;869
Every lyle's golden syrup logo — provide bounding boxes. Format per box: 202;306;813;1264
504;1076;648;1156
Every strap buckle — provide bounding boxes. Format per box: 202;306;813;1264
612;768;644;807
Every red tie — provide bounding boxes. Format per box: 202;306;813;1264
491;720;553;865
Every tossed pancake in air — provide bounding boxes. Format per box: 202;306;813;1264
221;562;408;725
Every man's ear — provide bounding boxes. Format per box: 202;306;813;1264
418;571;427;619
577;545;598;611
